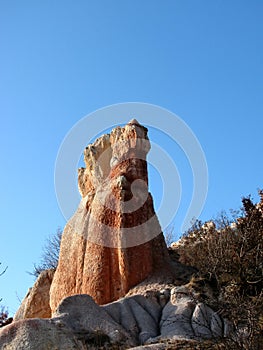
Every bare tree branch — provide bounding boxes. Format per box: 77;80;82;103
29;227;62;278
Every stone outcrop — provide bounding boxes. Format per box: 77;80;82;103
0;287;228;349
0;318;84;350
159;286;225;340
50;119;169;312
14;269;54;321
0;295;134;350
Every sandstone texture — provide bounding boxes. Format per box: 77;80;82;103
50;119;169;312
13;269;54;321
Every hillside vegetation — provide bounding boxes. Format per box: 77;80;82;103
172;191;263;349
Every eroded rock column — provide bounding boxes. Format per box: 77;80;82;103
50;119;169;312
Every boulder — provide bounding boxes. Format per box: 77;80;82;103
50;120;169;312
160;286;225;340
103;294;162;343
0;294;135;349
14;269;54;320
0;318;82;350
53;294;133;346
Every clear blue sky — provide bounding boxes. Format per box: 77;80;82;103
0;1;262;315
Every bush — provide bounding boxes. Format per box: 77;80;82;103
174;191;263;349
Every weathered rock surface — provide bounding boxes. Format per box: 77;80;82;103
14;269;54;321
54;294;133;346
0;318;83;350
130;345;167;350
50;119;169;312
159;286;224;341
1;287;228;349
0;295;134;350
104;294;162;344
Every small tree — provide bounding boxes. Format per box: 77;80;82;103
31;228;62;278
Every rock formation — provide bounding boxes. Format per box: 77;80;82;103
159;286;226;340
50;119;169;312
0;287;228;349
0;120;232;349
13;269;54;321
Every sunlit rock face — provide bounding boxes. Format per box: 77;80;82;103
50;119;169;313
14;270;54;321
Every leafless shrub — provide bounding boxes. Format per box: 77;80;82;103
174;191;263;349
164;225;176;247
31;227;62;278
